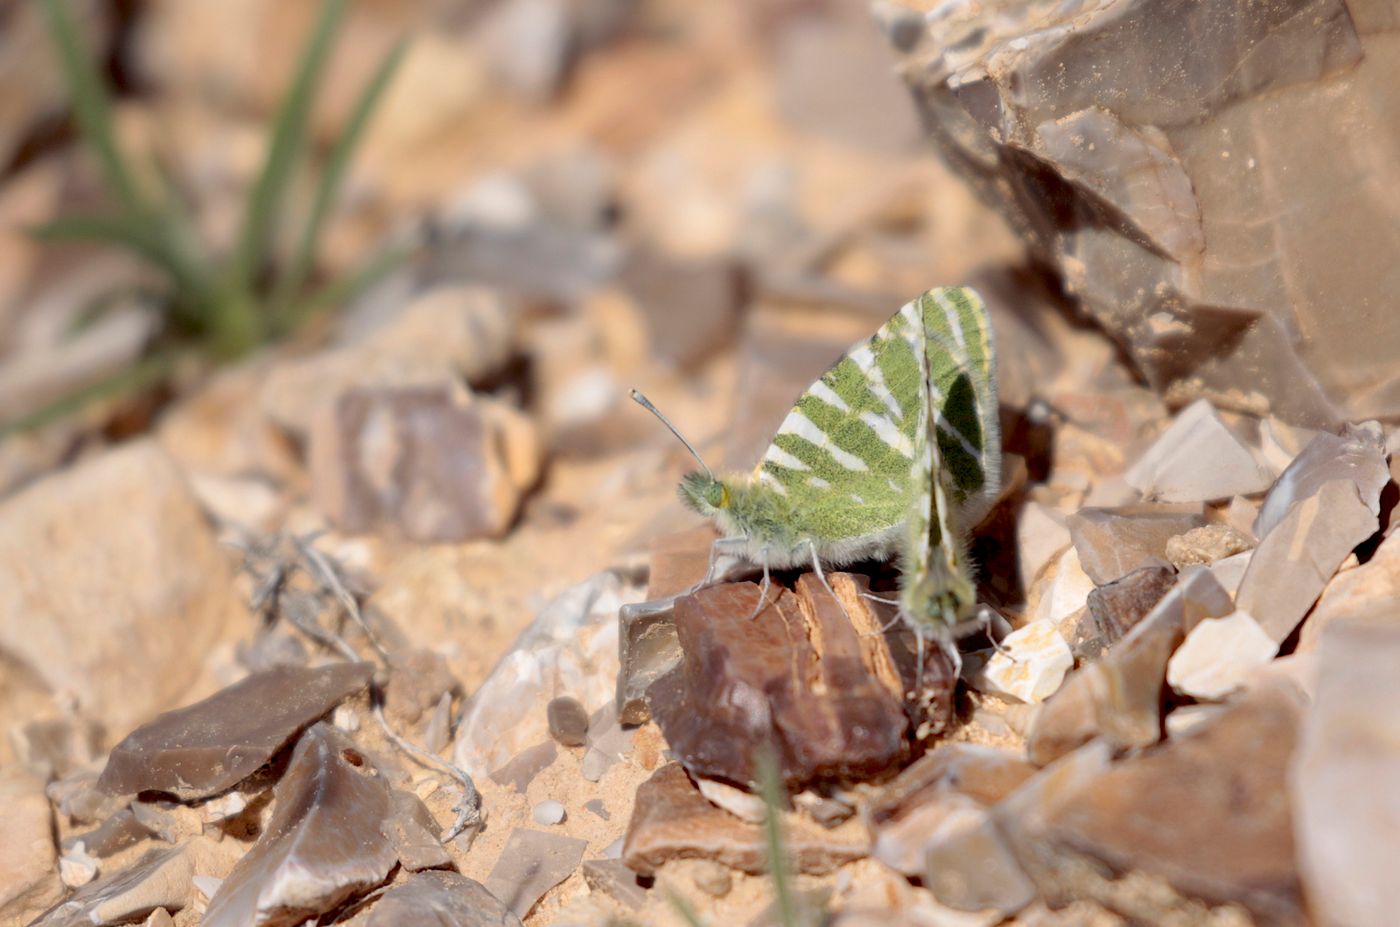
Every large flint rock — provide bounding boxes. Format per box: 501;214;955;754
893;0;1400;426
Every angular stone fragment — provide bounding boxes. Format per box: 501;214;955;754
203;726;398;927
617;597;681;726
1006;684;1307;925
30;846;193;927
99;663;374;800
488;742;557;794
1029;547;1096;627
923;800;1037;915
382;790;451;873
648;574;910;787
976;621;1073;704
1028;569;1233;765
1294;620;1400;927
0;440;245;735
622;764;867;877
366;871;522;927
1254;423;1389;539
1164;524;1254;568
1067;505;1204;585
580;701;634;783
310;383;540;542
1084;565;1177;649
895;0;1400;427
581;858;650;910
1124;402;1272;503
383;649;458;726
546;696;589;747
484;828;588;919
1166;611;1277;700
62;808;152;859
1016;500;1072;590
620;251;742;370
1301;531;1400;652
1236;479;1379;643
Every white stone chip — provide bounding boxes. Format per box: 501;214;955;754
1125;399;1272;502
1167;611;1277;700
1031;547;1096;627
979;621;1074;704
532;799;566;826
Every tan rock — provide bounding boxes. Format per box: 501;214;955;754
977;621;1074;704
1300;531;1400;652
1124;401;1272;503
1164;523;1254;567
1067;504;1204;585
1166;611;1277;700
0;441;244;736
0;767;60;922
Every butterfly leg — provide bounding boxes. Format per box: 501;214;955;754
804;538;854;623
746;548;773;621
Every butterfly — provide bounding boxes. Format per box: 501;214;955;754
635;286;1000;652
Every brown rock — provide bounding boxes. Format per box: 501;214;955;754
30;845;193;927
483;828;588;919
1006;684;1307;925
923;799;1037;915
622;764;867;877
620;250;742;370
581;858;650;910
99;663;373;800
1028;568;1233;765
204;725;398;927
617;597;681;726
0;767;60;922
648;574;910;788
1084;564;1177;650
62;809;153;859
0;440;245;737
546;696;589;747
896;0;1400;427
1293;619;1400;927
1067;505;1204;585
382;790;451;873
310;384;539;542
1236;479;1379;643
488;742;557;794
366;871;522;927
384;650;458;726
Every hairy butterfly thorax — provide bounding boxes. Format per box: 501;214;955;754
634;286;1001;656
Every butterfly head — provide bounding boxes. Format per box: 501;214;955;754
678;471;730;515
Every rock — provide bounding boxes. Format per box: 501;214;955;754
895;0;1400;427
1005;684;1307;924
533;800;567;826
696;777;767;825
580;701;634;783
617;597;682;726
1164;524;1254;568
865;744;1036;878
310;383;540;542
975;621;1074;704
648;574;911;788
1123;403;1272;502
10;716;105;780
1254;423;1389;539
0;767;60;922
30;846;193;927
203;725;398;927
923;800;1037;916
581;858;649;910
455;570;640;777
483;828;588;919
677;858;732;898
260;285;517;438
1029;547;1096;627
1016;501;1072;590
584;799;610;821
383;649;458;726
620;250;743;369
1028;569;1233;765
366;871;523;927
1207;550;1253;597
546;696;589;747
1067;505;1205;585
622;764;867;877
98;663;374;800
1236;479;1379;643
383;790;452;873
1293;620;1400;927
62;809;152;860
1301;531;1400;652
1166;611;1277;700
489;742;558;794
1084;565;1177;653
0;440;245;735
59;845;99;889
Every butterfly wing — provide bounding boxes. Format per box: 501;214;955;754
753;307;928;561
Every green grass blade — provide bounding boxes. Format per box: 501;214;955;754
0;349;179;438
231;0;347;293
273;37;408;313
38;0;145;214
31;213;170;269
756;749;800;927
279;239;412;336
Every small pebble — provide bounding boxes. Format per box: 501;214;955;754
686;859;733;898
547;696;589;747
533;799;566;825
584;798;610;820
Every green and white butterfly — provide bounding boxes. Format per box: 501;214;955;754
635;286;1000;652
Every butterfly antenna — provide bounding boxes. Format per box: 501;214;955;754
630;389;714;479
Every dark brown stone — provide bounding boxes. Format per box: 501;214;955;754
1085;564;1178;650
203;725;398;927
546;696;589;747
622;764;867;877
60;808;152;859
382;789;451;873
98;663;373;800
581;859;649;910
1067;505;1204;586
648;573;911;788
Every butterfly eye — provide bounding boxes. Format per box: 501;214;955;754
718;485;731;508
